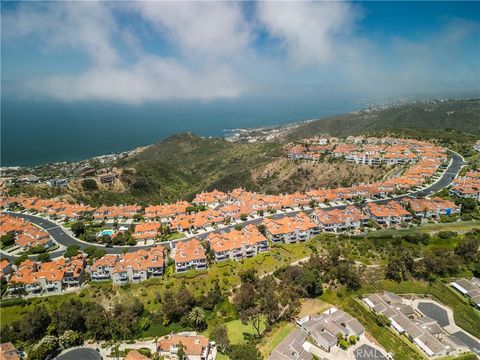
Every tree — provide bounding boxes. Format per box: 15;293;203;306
19;305;51;341
93;248;107;259
1;231;15;247
29;335;60;360
240;214;248;221
14;254;28;266
187;307;207;331
257;276;282;327
83;245;98;257
59;330;83;348
81;179;98;191
64;245;80;258
239;268;257;285
71;221;86;237
177;341;185;360
212;324;230;354
455;237;479;263
233;284;256;312
37;252;51;263
385;257;407;282
256;224;266;236
239;306;263;337
162;287;195;323
51;299;86;335
84;303;111;340
335;262;361;291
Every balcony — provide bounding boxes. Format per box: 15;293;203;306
215;253;228;261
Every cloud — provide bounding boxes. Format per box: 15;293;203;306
26;57;246;104
2;1;249;103
3;1;118;66
257;1;360;66
131;2;252;59
1;1;479;103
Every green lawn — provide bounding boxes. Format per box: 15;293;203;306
367;221;479;238
215;353;230;360
165;231;185;241
141;320;185;338
225;319;266;345
258;321;295;359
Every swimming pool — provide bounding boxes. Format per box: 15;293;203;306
98;229;114;237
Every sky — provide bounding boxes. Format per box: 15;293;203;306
1;1;479;105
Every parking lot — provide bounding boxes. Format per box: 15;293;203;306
417;302;449;327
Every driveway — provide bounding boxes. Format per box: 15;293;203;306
57;348;102;360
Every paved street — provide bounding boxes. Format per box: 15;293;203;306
0;149;467;262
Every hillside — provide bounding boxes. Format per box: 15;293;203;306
288;99;480;139
9;99;479;206
61;133;390;205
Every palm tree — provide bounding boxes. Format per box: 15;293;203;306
187;307;207;331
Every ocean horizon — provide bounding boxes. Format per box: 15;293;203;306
1;96;360;167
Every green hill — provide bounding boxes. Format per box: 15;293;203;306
115;132;282;204
288;99;480;139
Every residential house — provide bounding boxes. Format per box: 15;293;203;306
0;342;20;360
268;328;312;360
0;213;54;251
364;292;457;357
8;256;85;296
450;171;480;201
264;213;319;244
173;239;207;273
366;201;412;226
450;278;480;309
0;259;12;280
404;198;461;219
157;333;210;360
312;206;369;232
124;350;150;360
132;222;161;242
90;254;119;280
297;308;365;352
206;224;269;262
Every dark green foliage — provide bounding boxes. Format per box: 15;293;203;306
81;179;98;191
37;252;51;262
64;245;80;258
161;286;195;323
1;231;15;247
71;221;86;237
414;249;463;280
14;254;28;266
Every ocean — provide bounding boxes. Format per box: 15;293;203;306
1;96;359;167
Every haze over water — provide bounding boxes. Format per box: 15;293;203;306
1;96;358;167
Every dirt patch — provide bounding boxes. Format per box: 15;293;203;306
298;298;332;317
251;157;391;194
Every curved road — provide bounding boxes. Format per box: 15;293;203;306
1;150;467;262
